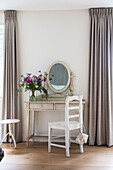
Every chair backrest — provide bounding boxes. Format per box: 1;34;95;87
65;95;83;130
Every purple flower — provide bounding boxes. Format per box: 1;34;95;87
45;73;48;76
38;70;41;73
25;78;29;82
52;74;54;77
21;75;23;77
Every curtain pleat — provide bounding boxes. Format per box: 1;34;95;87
89;8;113;146
0;10;22;143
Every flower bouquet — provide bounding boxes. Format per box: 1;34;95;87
19;71;48;101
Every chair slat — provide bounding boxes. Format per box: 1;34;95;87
68;95;80;101
69;115;79;119
51;143;66;149
52;135;65;139
70;139;78;143
68;106;79;110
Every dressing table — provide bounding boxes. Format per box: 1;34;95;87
25;61;85;147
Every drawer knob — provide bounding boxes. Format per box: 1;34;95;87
38;105;42;108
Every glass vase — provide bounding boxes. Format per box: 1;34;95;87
29;90;37;101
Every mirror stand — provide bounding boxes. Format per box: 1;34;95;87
69;72;74;96
38;61;74;101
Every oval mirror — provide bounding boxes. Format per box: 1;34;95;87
47;61;70;93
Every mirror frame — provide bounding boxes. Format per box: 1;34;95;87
47;61;70;93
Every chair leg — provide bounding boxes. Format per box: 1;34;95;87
80;144;84;153
0;132;10;145
69;131;71;148
79;124;84;153
9;124;16;149
48;125;52;152
11;133;16;149
65;130;70;158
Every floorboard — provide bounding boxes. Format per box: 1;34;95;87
0;142;113;170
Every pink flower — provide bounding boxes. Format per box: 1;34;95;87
41;78;44;82
25;78;29;82
38;75;42;78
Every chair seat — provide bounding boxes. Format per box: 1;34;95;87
48;121;80;130
0;119;20;124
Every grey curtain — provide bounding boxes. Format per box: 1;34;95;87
0;11;22;142
88;8;113;146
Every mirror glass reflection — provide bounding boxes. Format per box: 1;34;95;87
49;63;68;91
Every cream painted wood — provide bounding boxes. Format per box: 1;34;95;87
30;103;53;110
0;119;20;148
55;103;65;110
25;99;85;147
37;94;67;101
26;102;30;147
48;95;84;157
70;72;74;95
33;110;35;142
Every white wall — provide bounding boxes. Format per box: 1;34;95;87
18;10;89;141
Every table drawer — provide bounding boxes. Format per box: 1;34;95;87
55;103;78;110
30;103;53;110
55;103;65;110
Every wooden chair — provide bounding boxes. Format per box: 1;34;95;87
48;95;84;157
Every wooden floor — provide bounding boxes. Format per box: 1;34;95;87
0;142;113;170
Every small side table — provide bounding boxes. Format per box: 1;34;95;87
0;119;20;148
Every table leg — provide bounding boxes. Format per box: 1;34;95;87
33;110;35;142
26;109;30;147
